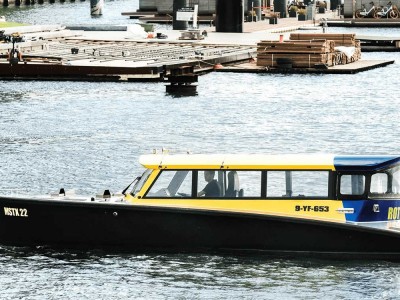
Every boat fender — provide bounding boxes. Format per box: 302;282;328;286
113;212;118;217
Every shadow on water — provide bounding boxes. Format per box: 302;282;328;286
165;91;199;98
0;91;25;103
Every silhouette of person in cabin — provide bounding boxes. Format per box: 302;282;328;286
198;170;221;197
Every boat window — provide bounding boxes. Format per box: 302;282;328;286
130;169;152;196
197;170;223;198
266;171;329;198
223;171;261;198
393;169;400;194
266;171;287;197
340;174;365;196
146;170;192;198
196;170;262;198
370;173;388;194
369;167;400;199
235;171;261;197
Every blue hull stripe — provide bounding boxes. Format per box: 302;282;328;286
343;199;400;222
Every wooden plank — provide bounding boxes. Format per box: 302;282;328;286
258;49;331;53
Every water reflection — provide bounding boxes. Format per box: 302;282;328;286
165;90;199;98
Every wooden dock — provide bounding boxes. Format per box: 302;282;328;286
216;60;395;74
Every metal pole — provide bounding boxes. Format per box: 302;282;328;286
252;1;254;22
193;4;198;28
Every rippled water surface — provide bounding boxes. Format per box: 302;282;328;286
0;0;140;25
1;4;400;299
1;247;400;299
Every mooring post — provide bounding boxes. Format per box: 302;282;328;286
322;18;328;33
173;0;189;30
15;0;21;6
91;0;104;15
3;0;9;6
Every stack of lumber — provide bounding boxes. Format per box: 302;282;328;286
256;40;336;68
290;33;357;46
290;33;361;64
333;40;361;64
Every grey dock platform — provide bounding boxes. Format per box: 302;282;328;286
121;11;214;24
216;60;395;74
325;18;400;27
356;35;400;52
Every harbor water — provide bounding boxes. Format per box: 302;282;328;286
1;2;400;299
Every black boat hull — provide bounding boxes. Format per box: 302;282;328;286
1;196;400;258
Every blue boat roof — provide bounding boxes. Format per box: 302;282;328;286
334;156;400;171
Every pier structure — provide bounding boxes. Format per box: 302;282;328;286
0;15;395;81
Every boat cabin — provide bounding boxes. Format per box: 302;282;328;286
127;154;400;202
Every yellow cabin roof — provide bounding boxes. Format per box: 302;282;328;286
139;154;336;170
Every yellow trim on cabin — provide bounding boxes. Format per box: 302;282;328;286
124;153;341;222
139;154;336;170
127;198;346;223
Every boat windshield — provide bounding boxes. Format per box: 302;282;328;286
130;169;152;197
369;165;400;199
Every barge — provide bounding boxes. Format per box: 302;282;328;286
2;153;400;258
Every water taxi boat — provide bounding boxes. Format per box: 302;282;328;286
2;153;400;258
